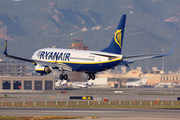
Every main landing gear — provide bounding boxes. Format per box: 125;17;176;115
87;74;95;80
59;74;68;80
59;68;68;80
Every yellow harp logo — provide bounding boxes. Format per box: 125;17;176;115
114;29;122;49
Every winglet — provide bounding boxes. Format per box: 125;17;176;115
152;41;176;58
3;40;35;63
4;40;8;56
166;41;176;56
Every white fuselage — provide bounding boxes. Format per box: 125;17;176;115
125;78;147;87
31;48;123;72
32;48;122;63
72;82;93;88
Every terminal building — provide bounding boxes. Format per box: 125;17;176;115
0;60;27;76
0;76;55;90
0;60;55;91
106;67;180;87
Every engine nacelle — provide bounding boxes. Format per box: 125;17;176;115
35;65;52;74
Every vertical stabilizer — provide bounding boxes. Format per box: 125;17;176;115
101;15;126;54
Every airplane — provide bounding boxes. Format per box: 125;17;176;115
154;82;177;88
55;80;67;87
3;14;176;80
125;77;147;88
71;81;93;89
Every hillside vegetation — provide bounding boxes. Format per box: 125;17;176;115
0;0;179;72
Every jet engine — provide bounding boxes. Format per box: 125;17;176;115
35;65;52;74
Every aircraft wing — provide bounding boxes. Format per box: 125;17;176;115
120;42;176;66
3;40;72;72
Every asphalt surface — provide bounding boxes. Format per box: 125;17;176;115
0;87;180;102
1;88;180;119
0;107;180;120
0;94;179;102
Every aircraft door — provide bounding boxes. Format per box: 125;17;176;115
98;59;102;66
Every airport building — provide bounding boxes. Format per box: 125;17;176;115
0;60;55;90
0;76;55;90
68;38;89;50
107;67;180;87
68;38;89;82
88;77;108;86
160;74;180;83
0;60;27;76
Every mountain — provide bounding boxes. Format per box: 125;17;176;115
0;0;179;72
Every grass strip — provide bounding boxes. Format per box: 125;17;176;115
0;116;86;120
0;116;32;120
1;101;180;109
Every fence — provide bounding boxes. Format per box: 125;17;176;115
0;101;180;108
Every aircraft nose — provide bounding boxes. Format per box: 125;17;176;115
31;52;37;59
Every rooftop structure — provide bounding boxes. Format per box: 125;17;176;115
68;38;89;82
68;38;89;50
0;61;27;76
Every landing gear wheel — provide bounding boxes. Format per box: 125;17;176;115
59;74;64;80
64;74;68;80
87;74;91;80
87;74;95;80
91;74;95;80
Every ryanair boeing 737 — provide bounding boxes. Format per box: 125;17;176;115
3;15;175;80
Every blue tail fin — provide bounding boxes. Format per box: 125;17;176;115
101;15;126;54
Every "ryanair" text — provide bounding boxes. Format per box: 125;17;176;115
38;51;71;61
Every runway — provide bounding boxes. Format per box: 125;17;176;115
0;94;178;102
0;87;180;102
0;88;180;119
0;107;180;119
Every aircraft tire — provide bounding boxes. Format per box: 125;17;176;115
59;74;64;80
64;74;68;80
91;74;95;80
87;74;91;80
